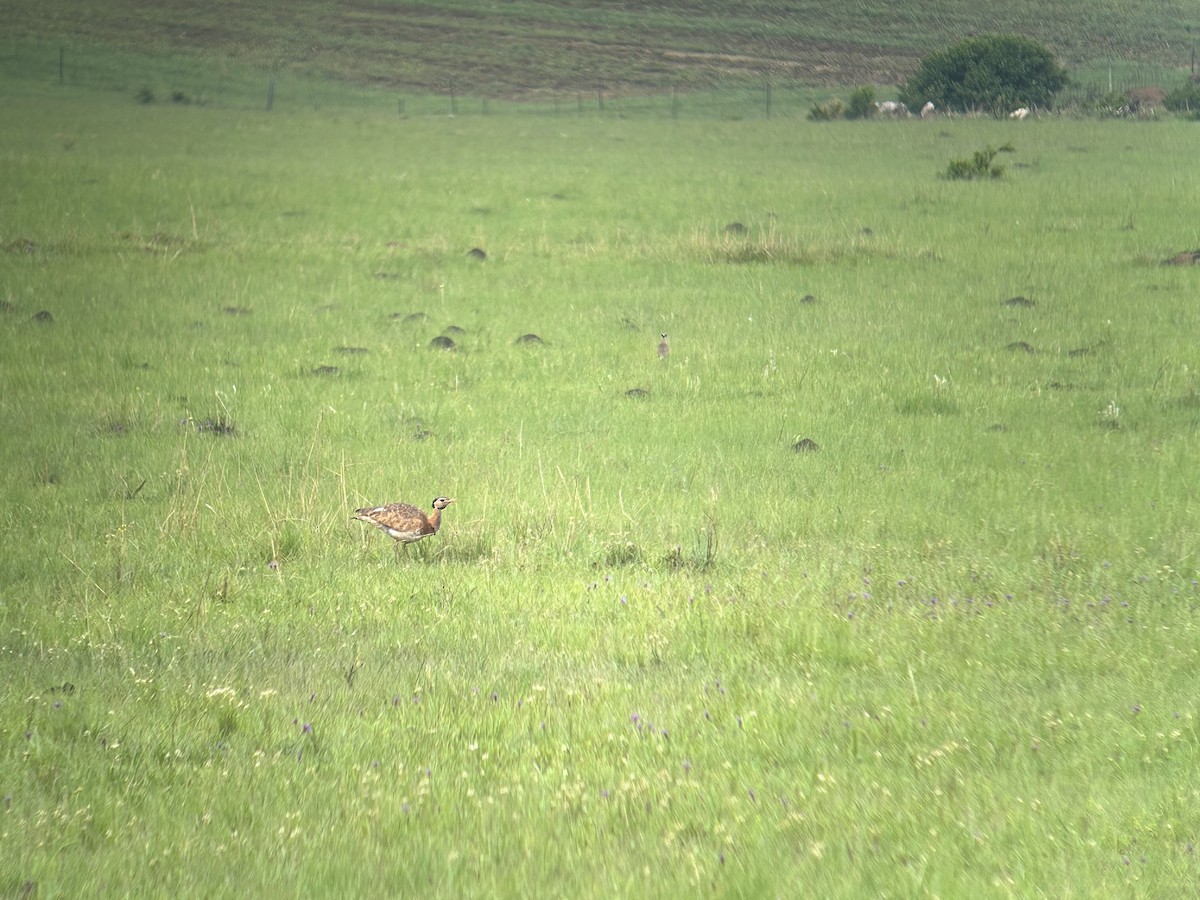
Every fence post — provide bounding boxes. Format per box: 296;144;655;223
671;85;679;119
59;46;64;85
597;82;604;111
764;79;772;118
266;76;275;111
398;97;405;116
450;78;457;115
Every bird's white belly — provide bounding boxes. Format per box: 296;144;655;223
387;528;429;542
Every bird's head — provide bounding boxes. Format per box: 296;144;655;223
432;497;455;510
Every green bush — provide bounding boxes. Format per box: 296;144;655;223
845;85;876;120
1090;90;1135;117
807;97;844;121
942;145;1013;180
899;35;1068;114
1164;82;1200;113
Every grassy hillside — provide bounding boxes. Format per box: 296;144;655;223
5;0;1198;97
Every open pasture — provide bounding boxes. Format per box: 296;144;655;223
2;88;1200;896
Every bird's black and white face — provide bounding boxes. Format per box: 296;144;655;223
661;333;668;340
432;497;455;510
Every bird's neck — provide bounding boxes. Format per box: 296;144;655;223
428;508;442;531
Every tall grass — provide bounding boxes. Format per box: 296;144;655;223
2;88;1200;896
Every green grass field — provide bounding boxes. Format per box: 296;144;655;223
3;63;1200;897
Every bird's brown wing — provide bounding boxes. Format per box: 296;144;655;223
354;502;434;541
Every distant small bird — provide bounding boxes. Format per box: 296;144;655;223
658;333;670;359
353;496;454;559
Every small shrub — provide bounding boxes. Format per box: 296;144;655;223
845;85;876;120
135;86;155;104
603;541;642;566
1085;90;1134;118
807;98;844;121
943;145;1012;180
1164;82;1200;113
1125;86;1165;115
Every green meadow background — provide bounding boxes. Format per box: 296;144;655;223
3;6;1200;896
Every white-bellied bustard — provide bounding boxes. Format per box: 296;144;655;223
353;496;454;559
658;332;670;359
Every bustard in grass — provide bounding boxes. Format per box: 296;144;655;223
353;496;454;559
658;332;670;359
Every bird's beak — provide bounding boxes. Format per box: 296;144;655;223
447;498;456;504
